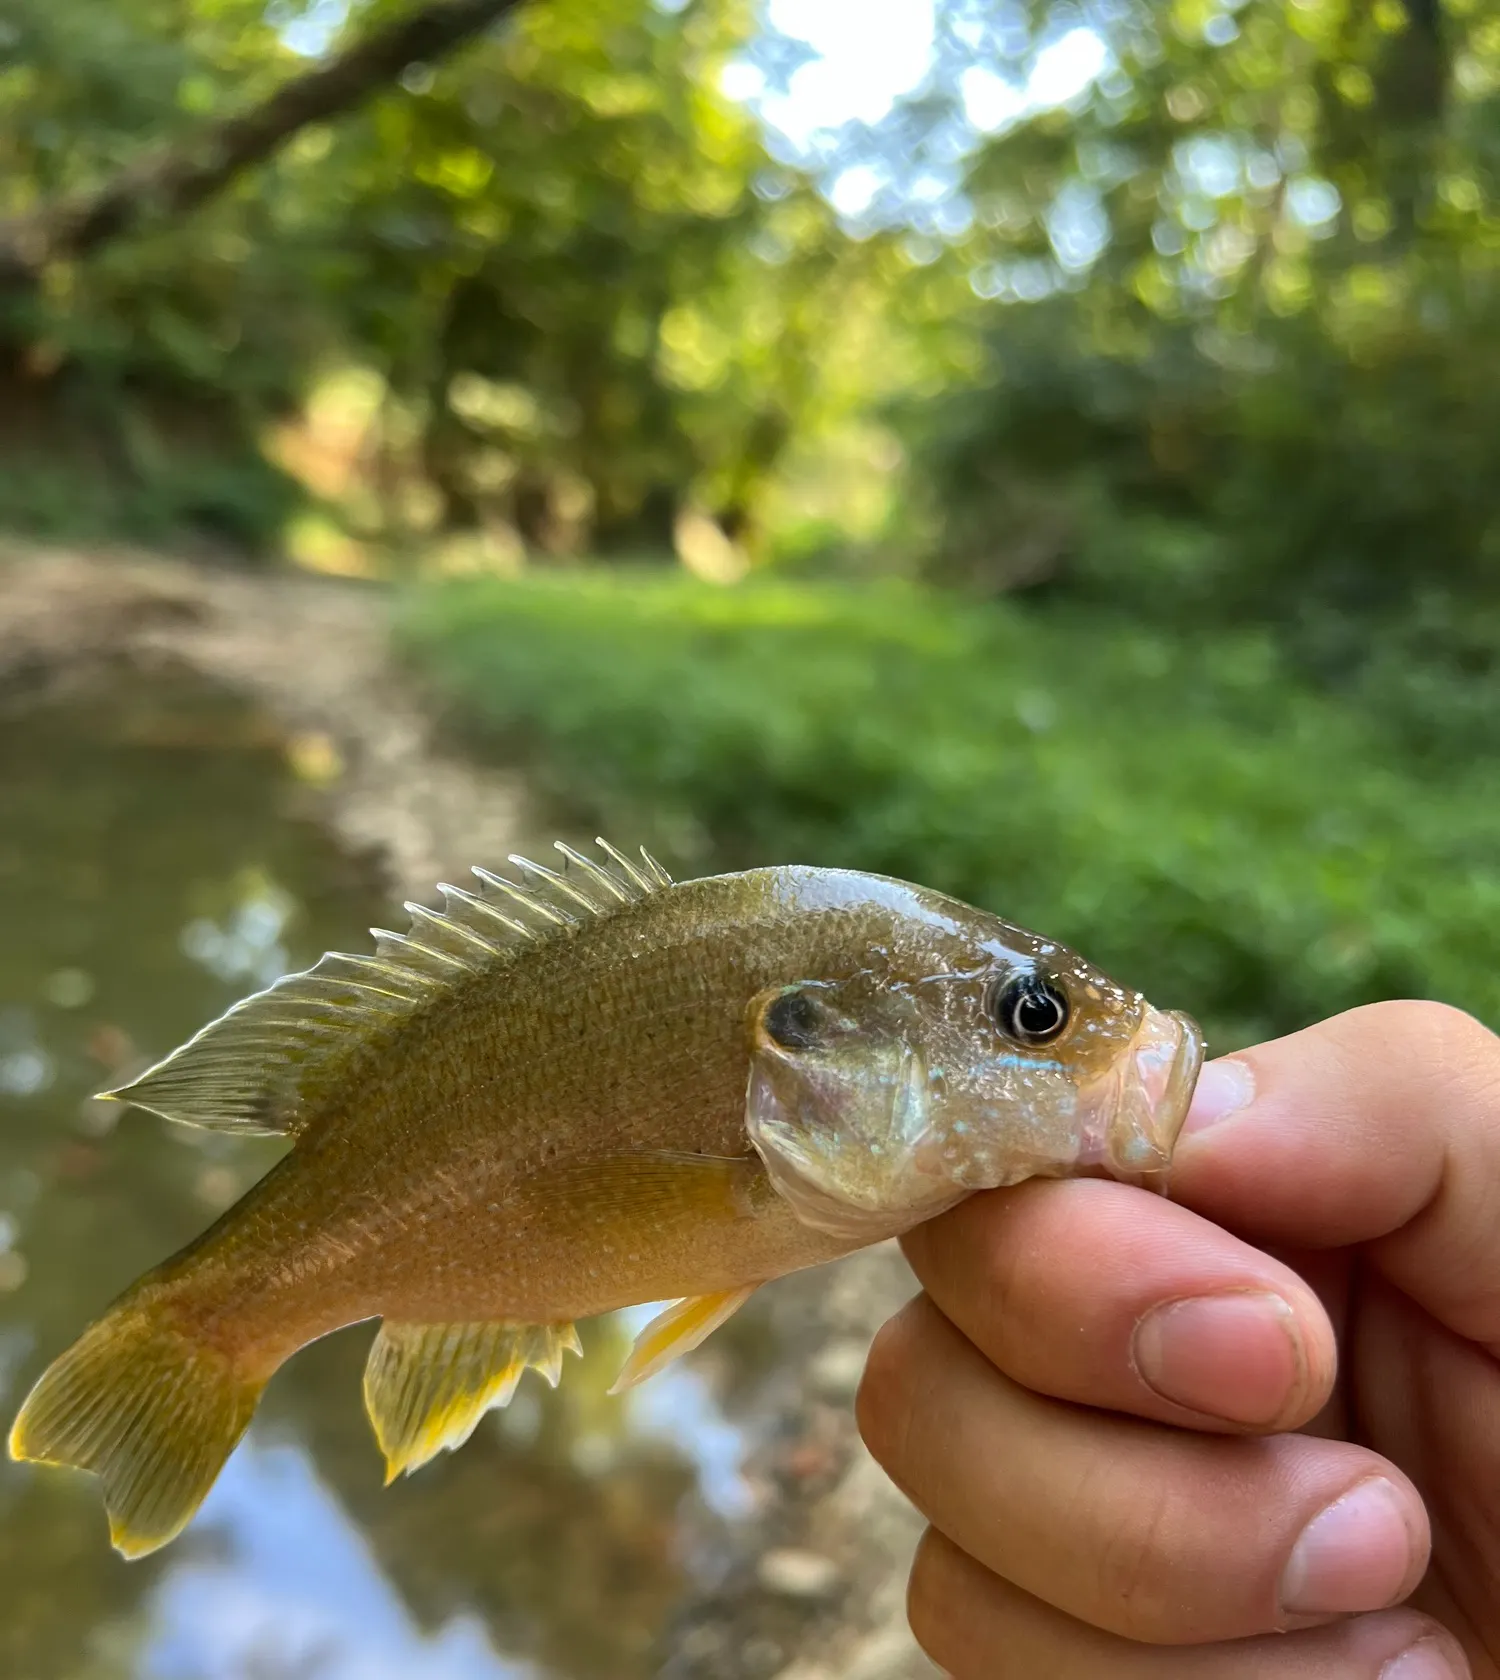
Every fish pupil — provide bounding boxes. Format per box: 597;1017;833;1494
993;975;1070;1045
765;988;823;1050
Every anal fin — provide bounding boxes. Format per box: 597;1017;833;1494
608;1287;757;1395
363;1319;583;1483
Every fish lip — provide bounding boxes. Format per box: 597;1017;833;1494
1150;1007;1206;1160
1078;1006;1205;1189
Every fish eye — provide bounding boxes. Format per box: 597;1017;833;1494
988;973;1071;1047
763;987;824;1051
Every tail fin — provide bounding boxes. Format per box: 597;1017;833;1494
8;1303;265;1558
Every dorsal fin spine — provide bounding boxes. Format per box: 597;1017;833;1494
508;854;598;916
404;901;500;961
594;838;653;893
554;842;632;903
640;848;673;887
368;931;450;965
103;840;670;1138
437;884;533;944
372;932;470;974
471;866;574;927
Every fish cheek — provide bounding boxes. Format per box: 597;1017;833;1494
744;1039;946;1243
743;1044;847;1209
934;1055;1094;1187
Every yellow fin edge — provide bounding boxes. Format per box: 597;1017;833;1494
9;1304;265;1559
608;1287;757;1395
363;1318;583;1484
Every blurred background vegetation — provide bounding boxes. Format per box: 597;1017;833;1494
2;0;1496;1048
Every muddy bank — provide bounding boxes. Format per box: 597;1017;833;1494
0;540;933;1680
0;541;537;899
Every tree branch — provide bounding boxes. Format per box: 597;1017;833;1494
0;0;525;283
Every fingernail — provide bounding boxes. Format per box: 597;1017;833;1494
1132;1292;1303;1424
1381;1639;1467;1680
1181;1057;1255;1134
1281;1478;1417;1616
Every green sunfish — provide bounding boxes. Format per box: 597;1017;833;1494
9;840;1204;1557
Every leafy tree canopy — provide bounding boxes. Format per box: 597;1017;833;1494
0;0;1495;730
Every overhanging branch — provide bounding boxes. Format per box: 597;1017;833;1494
0;0;525;283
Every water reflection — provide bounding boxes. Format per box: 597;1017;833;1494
0;667;761;1680
178;870;298;993
149;1442;534;1680
617;1306;753;1522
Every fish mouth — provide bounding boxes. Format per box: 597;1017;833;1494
1078;1006;1205;1189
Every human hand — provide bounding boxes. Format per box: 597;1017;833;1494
856;1001;1500;1677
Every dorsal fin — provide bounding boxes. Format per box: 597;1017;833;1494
102;840;672;1136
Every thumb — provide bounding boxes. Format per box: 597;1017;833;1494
1169;1000;1500;1349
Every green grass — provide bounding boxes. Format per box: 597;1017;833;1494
395;569;1499;1051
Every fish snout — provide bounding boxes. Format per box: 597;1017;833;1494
1078;1006;1205;1189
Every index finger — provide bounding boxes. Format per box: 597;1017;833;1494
899;1177;1337;1433
1170;1000;1500;1348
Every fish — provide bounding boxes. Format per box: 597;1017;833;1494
8;840;1204;1558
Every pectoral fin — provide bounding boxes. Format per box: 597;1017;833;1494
528;1150;765;1225
608;1286;757;1395
363;1318;583;1483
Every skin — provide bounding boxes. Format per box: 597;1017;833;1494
855;1000;1500;1679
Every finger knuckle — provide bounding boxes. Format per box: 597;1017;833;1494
855;1302;921;1465
1087;1480;1180;1641
907;1529;965;1674
1349;997;1494;1062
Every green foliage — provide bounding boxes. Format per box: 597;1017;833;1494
892;0;1500;673
0;0;327;545
308;0;892;552
397;570;1500;1052
0;0;893;557
6;0;1500;616
0;449;300;550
